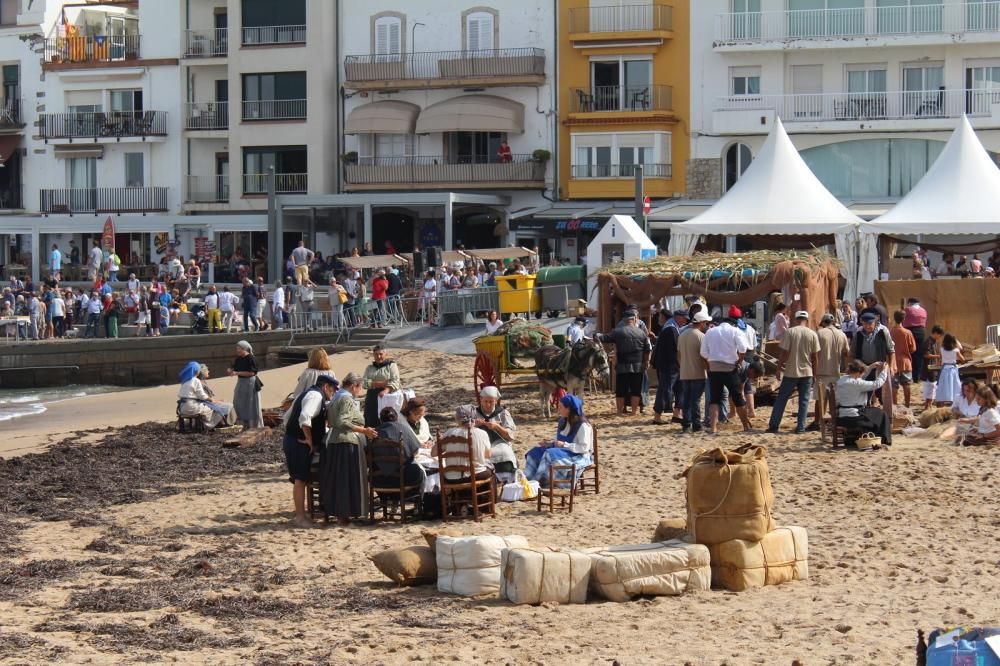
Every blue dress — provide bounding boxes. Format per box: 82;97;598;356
524;420;593;486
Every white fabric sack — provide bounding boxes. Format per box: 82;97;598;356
378;389;414;417
586;540;711;602
436;535;529;597
501;547;591;605
499;471;539;502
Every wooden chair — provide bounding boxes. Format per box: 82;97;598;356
537;463;576;513
367;437;423;523
436;428;496;522
575;424;600;495
827;382;864;448
176;414;204;433
306;456;325;521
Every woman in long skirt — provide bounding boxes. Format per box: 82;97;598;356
934;334;964;405
228;340;263;429
361;344;401;427
321;372;377;525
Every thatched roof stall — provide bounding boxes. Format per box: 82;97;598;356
596;249;840;333
340;254;409;270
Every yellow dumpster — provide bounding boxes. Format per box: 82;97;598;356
495;274;537;314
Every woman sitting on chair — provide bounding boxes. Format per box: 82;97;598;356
372;406;425;487
960;386;1000;446
835;360;891;448
401;397;432;448
431;405;492;481
523;394;593;485
177;361;237;430
475;386;518;475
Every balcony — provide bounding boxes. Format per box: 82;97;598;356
0;99;22;132
571;163;672;179
343;48;546;92
716;2;1000;49
241;25;306;46
569;85;673;114
242;99;306;121
344;155;545;191
43;35;141;68
185;102;228;130
243;173;307;195
40;187;169;214
569;3;673;43
185;175;230;204
713;88;1000;132
40;111;168;141
184;28;228;58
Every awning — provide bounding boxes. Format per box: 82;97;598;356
54;145;104;159
340;254;409;270
465;247;536;261
344;100;420;135
399;250;469;265
0;135;19;164
415;95;524;134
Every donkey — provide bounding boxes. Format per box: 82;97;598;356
534;338;610;417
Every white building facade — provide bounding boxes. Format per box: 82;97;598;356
689;0;1000;204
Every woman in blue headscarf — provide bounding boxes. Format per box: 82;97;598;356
177;361;237;430
523;394;593;485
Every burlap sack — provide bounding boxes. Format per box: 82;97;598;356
369;546;437;587
918;406;954;429
652;518;689;543
707;526;809;592
681;444;776;546
421;528;462;553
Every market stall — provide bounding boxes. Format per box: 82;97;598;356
339;254;409;271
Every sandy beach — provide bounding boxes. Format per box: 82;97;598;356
1;346;998;665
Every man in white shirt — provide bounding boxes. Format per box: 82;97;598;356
204;285;221;333
84;291;103;338
218;286;239;332
127;273;140;294
700;313;753;434
88;242;103;282
299;279;316;330
567;317;587;345
271;281;286;329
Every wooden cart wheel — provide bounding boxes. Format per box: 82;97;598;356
474;351;499;405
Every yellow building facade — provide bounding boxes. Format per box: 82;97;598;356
558;0;689;200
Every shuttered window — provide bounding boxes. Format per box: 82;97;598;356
466;12;494;51
374;16;401;55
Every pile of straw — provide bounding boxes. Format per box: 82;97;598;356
600;248;838;282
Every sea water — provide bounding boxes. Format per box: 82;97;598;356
0;385;129;422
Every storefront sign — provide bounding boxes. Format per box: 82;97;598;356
511;218;602;233
194;236;217;262
556;219;601;232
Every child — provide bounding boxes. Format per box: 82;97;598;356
921;325;944;409
934;333;964;405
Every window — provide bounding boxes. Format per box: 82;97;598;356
965;64;1000;115
374;15;402;56
791;64;822;118
466;11;495;51
446;132;504;164
242;146;307;193
846;64;887;119
729;0;761;40
799;139;961;199
67;157;97;211
1;65;17;107
877;0;942;34
242;72;306;119
571;132;671;178
591;57;652;111
787;0;863;38
730;66;761;96
241;0;305;44
110;89;143;115
902;64;943;116
124;153;143;187
724;143;752;192
358;134;415;165
0;0;16;26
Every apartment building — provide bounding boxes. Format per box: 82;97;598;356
689;0;1000;206
309;0;556;256
510;0;690;260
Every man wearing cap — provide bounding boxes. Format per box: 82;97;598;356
282;374;338;528
861;293;888;327
652;308;688;424
567;316;588;345
677;309;712;432
813;312;849;429
700;309;753;434
767;310;821;434
598;309;652;416
851;311;895;404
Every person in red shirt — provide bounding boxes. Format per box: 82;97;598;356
497;140;512;163
902;297;928;381
371;270;389;328
890;310;917;407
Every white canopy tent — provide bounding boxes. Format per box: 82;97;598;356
586;215;656;308
667;118;864;302
858;116;1000;294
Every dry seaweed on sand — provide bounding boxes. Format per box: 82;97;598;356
0;517;24;557
33;617;252;654
0;559;85;600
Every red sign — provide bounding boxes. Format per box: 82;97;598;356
101;216;115;252
643;196;651;216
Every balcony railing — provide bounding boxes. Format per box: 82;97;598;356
717;2;1000;43
241;25;306;46
186;175;230;203
40;187;169;214
44;34;141;65
570;85;673;113
569;3;673;33
571;163;672;179
345;155;545;186
0;98;21;128
715;88;1000;123
242;99;307;121
40;111;168;139
185;102;228;130
184;28;228;57
344;48;545;85
243;173;307;194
